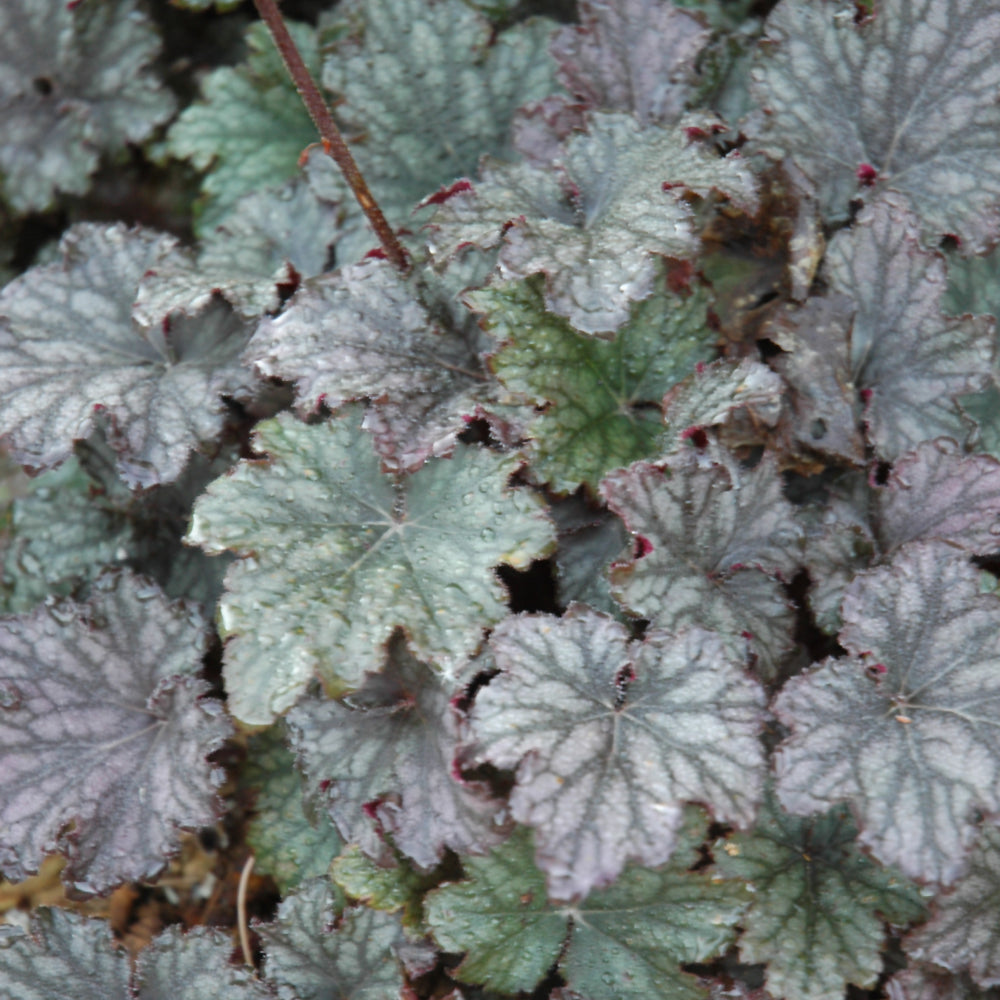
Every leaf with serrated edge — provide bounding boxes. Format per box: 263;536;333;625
470;605;766;900
241;727;343;894
187;408;554;725
323;0;558;227
0;223;257;488
287;637;506;868
775;541;1000;885
166;20;318;233
888;966;998;1000
134;925;276;1000
906;824;1000;987
258;878;405;1000
602;448;802;681
0;570;230;895
824;194;994;460
0;908;130;1000
551;0;709;125
430;112;757;334
246;258;492;471
0;0;174;213
331;845;434;929
748;0;1000;250
473;273;715;493
715;788;925;1000
427;810;749;1000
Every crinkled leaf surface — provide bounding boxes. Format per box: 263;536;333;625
775;542;1000;884
906;824;1000;986
749;0;1000;249
888;966;1000;1000
602;448;802;680
241;726;343;894
331;845;434;928
0;0;174;213
287;637;506;868
0;908;129;1000
824;194;993;460
136;177;341;322
247;258;494;471
550;0;709;124
431;112;757;333
0;571;230;895
551;495;630;616
715;789;926;1000
187;409;554;724
323;0;558;226
426;810;749;1000
166;20;319;233
470;605;766;900
259;878;405;1000
473;273;715;493
0;223;257;488
134;926;276;1000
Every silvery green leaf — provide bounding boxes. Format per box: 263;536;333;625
715;788;926;1000
550;0;710;125
431;112;757;334
187;408;554;725
749;0;1000;250
0;223;257;488
825;193;994;460
0;0;174;213
258;879;405;1000
166;20;319;233
888;966;999;1000
470;605;766;900
602;448;802;680
0;570;230;895
287;637;506;868
0;908;129;1000
775;542;1000;884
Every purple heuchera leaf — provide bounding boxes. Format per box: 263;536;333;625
287;637;506;869
602;448;802;681
775;541;1000;885
246;258;494;471
429;111;757;334
749;0;1000;250
550;0;709;125
825;193;994;460
0;223;258;488
469;605;767;900
0;570;231;895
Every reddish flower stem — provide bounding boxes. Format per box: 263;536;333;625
252;0;409;272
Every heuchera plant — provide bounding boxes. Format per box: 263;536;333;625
3;0;1000;996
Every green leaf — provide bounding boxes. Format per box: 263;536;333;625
715;789;926;1000
166;20;319;233
331;845;435;928
187;408;554;724
471;273;716;494
426;811;749;1000
241;726;343;894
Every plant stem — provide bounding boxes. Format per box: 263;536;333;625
252;0;409;272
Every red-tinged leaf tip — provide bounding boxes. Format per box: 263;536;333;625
869;662;888;674
67;0;83;8
420;179;474;208
318;778;332;793
364;247;388;260
665;258;695;294
361;801;381;820
662;181;680;192
461;414;474;424
730;562;746;572
685;126;708;141
635;535;654;558
860;387;873;403
856;163;878;186
92;403;106;413
695;361;706;374
741;630;754;640
681;426;709;449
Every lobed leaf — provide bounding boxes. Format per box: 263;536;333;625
0;223;257;488
0;0;174;213
602;447;802;680
187;408;554;724
287;637;506;868
775;542;1000;884
473;273;716;493
469;605;767;900
749;0;1000;250
0;570;230;895
715;788;926;1000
